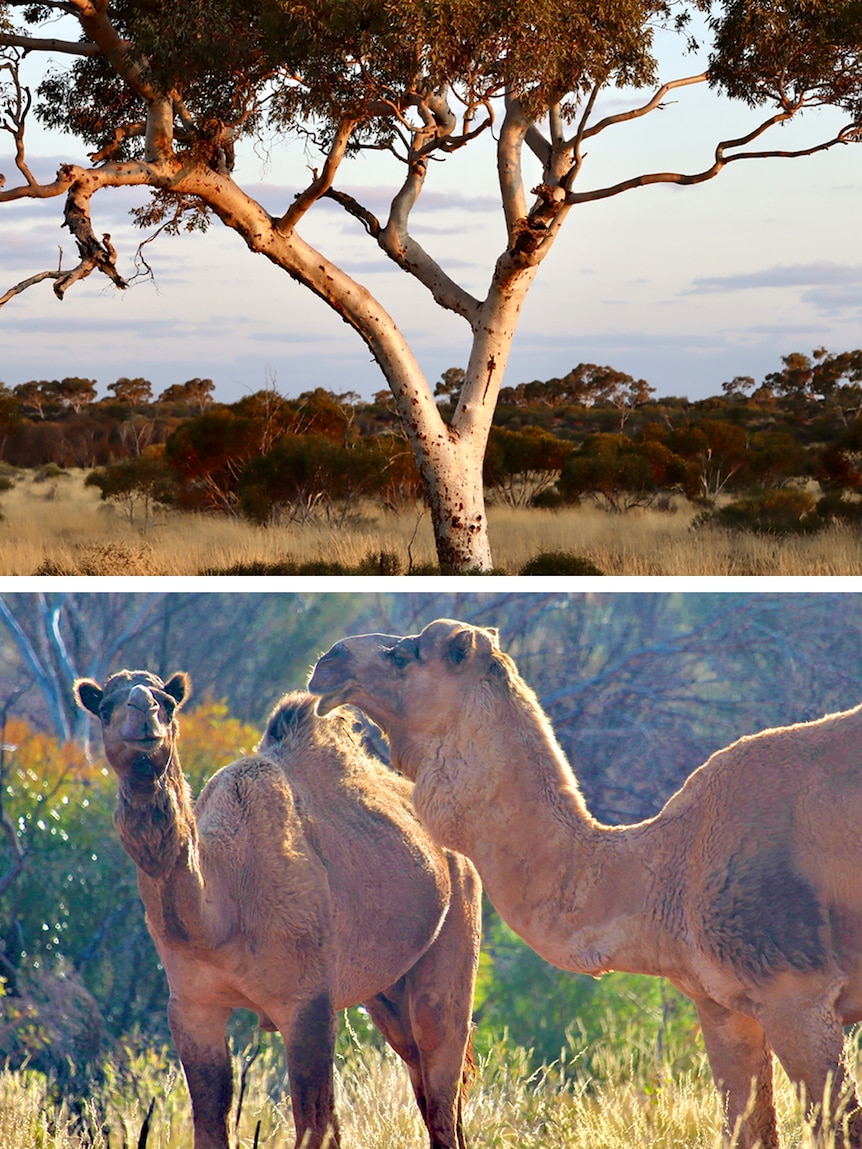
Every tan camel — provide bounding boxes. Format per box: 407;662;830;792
310;618;862;1149
74;670;480;1149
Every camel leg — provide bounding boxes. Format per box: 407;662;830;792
167;997;233;1149
404;857;480;1149
364;982;429;1121
694;995;779;1149
279;992;341;1149
759;980;862;1148
366;966;475;1149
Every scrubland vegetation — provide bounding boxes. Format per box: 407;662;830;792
3;350;862;574
5;465;862;576
3;1011;860;1148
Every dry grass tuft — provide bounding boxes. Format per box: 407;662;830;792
2;1022;862;1148
4;1030;862;1149
3;468;862;575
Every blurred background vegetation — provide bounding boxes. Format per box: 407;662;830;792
2;590;861;1110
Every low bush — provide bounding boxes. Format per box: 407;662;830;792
698;489;822;535
816;491;862;525
519;551;605;575
198;550;405;576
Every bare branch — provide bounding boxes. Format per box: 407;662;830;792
89;120;146;163
322;187;382;237
0;264;63;309
0;32;101;56
566;83;602;189
0;50;38;187
578;73;709;142
375;111;482;325
566;118;860;206
498;94;531;241
277;118;356;233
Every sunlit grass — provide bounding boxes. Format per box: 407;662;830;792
3;1020;861;1148
3;467;862;575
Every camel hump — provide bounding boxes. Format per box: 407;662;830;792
260;691;391;767
260;691;318;750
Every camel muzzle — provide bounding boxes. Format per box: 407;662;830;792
121;685;169;753
311;634;403;713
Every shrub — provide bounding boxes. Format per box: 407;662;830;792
33;543;156;577
701;489;822;535
816;491;862;525
33;463;68;482
519;551;604;576
198;551;403;576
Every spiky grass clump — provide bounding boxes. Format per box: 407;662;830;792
4;1021;862;1149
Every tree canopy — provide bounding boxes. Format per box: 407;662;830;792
1;0;860;567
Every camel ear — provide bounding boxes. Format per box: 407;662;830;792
164;672;191;708
74;679;103;717
447;627;494;669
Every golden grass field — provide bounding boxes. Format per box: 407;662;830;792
2;467;862;576
1;1019;858;1149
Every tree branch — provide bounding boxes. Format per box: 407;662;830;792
0;32;101;56
578;73;709;142
0;265;64;309
277;118;356;233
567;119;860;206
498;93;531;242
322;187;382;237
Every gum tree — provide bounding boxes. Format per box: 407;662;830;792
1;1;860;570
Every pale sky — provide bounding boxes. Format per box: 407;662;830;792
1;26;860;405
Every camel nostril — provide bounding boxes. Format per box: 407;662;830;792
127;685;158;714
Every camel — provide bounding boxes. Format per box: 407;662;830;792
310;617;862;1149
74;670;480;1149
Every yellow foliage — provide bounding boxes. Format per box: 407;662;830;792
172;694;261;788
4;697;260;797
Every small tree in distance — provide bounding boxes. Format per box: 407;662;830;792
1;1;860;569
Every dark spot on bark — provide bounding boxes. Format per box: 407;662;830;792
704;849;826;978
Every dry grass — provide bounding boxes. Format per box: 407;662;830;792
3;467;862;575
2;1024;860;1149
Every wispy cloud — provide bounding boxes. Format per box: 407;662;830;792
689;261;862;294
686;261;862;318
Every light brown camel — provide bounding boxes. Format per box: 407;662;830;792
310;617;862;1149
74;670;480;1149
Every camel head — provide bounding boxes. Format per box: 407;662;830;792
74;670;191;790
309;619;501;774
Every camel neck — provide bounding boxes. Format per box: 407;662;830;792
115;752;208;945
398;700;659;978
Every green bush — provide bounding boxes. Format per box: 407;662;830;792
816;491;862;525
703;489;822;535
519;551;604;576
33;463;68;482
198;550;404;576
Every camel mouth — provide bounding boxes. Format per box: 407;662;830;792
312;690;348;717
308;651;353;712
122;734;166;754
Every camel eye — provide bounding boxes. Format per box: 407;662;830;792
387;641;417;669
99;699;115;721
152;689;177;715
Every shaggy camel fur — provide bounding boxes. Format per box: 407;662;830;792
310;618;862;1149
74;670;480;1149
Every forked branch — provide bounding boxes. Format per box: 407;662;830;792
0;264;64;309
567;114;860;205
